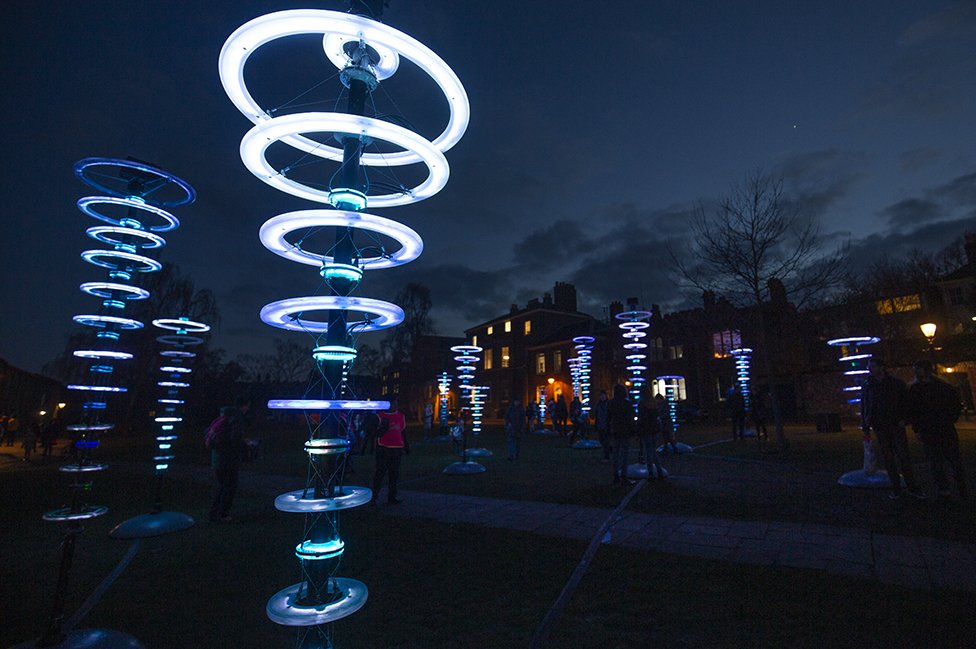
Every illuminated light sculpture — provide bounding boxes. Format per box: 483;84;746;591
36;157;193;649
465;385;492;457
615;309;652;403
444;345;487;474
827;336;891;488
111;317;209;539
654;375;693;455
571;336;600;450
433;371;452;441
220;6;468;645
730;347;756;437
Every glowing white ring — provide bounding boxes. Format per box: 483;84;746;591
260;296;404;333
152;318;211;333
274;486;373;512
323;33;400;80
240;112;449;208
74;350;134;360
160;366;192;373
68;384;128;392
79;282;150;301
81;249;162;273
260;209;423;269
74;157;195;206
827;337;880;347
219;9;468;162
451;345;483;354
161;350;196;358
77;196;180;232
86;226;166;250
267;399;389;410
73;315;144;330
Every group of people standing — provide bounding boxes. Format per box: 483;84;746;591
595;385;676;485
1;414;61;462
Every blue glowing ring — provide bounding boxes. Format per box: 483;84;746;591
451;345;483;354
73;315;144;330
615;310;652;321
74;157;195;206
79;282;151;301
573;336;596;344
656;375;684;381
239;112;449;208
840;353;873;362
827;337;880;347
86;226;166;250
268;399;389;410
81;249;162;273
274;486;373;512
66;423;114;431
160;350;196;358
260;209;423;270
77;196;181;232
59;463;109;473
152;318;211;333
73;350;134;360
260;296;404;333
156;334;205;346
266;578;367;626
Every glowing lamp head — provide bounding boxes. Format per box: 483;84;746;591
920;322;937;340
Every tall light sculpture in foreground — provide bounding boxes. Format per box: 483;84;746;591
615;308;651;402
112;316;209;539
827;336;889;488
220;7;468;646
444;345;486;473
39;157;193;649
730;347;752;412
571;336;600;449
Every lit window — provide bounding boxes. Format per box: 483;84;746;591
535;353;546;374
554;350;562;371
524;320;532;335
875;294;921;315
654;377;687;401
484;349;493;370
487;325;494;335
711;330;741;358
501;346;510;368
472;335;478;346
505;320;511;333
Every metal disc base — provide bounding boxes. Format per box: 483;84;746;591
443;460;486;474
110;511;194;539
837;469;894;488
267;578;367;626
28;628;146;649
657;442;694;455
572;439;601;449
465;447;492;457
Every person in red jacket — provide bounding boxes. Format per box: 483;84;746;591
371;399;409;505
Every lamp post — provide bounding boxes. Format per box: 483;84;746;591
921;322;937;360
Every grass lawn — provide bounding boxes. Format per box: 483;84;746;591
2;421;976;648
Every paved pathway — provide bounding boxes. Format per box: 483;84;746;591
214;466;976;594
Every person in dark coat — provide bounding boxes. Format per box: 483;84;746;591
505;397;526;460
751;387;769;440
554;395;568;436
608;384;636;484
636;388;664;479
209;401;250;522
907;360;966;502
569;396;583;442
861;358;923;499
594;391;611;461
727;385;746;441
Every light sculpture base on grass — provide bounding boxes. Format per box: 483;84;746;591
443;460;487;475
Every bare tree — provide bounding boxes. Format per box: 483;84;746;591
381;283;434;364
673;171;848;447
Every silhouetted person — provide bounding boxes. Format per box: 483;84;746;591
554;395;568;435
372;399;408;505
609;384;636;485
907;360;966;503
751;387;769;440
637;388;664;479
505;398;526;460
570;396;583;441
594;390;611;461
862;358;923;500
209;400;250;522
727;386;746;441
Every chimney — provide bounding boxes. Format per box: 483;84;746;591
527;297;540;309
625;296;639;310
553;282;577;312
608;300;624;320
510;303;519;314
542;292;553;307
965;232;976;266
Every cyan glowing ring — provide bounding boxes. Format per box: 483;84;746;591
260;210;423;270
77;196;181;232
312;345;358;362
827;337;880;347
268;399;390;410
274;486;373;512
219;9;468;162
323;32;399;80
161;350;196;358
86;226;166;250
296;538;345;561
157;335;205;346
74;157;195;206
81;249;162;273
152;318;210;333
74;350;134;360
240;112;449;208
68;384;128;392
73;315;144;330
260;296;404;333
79;282;151;301
266;578;367;626
321;263;364;282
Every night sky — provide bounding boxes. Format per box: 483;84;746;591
2;0;975;374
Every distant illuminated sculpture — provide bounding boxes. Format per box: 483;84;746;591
38;157;194;649
827;336;890;488
444;345;487;473
616;307;651;402
435;371;452;439
220;5;468;645
571;336;600;450
656;375;693;454
730;347;754;437
112;316;209;539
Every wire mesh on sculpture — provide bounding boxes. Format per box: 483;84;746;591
827;336;890;488
112;316;209;539
571;336;600;449
444;345;487;474
220;6;468;645
38;157;193;649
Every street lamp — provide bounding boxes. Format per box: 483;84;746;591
921;322;937;359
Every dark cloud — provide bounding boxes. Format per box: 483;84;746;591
880;199;944;228
775;150;867;219
846;219;976;275
900;147;942;173
929;171;976;207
